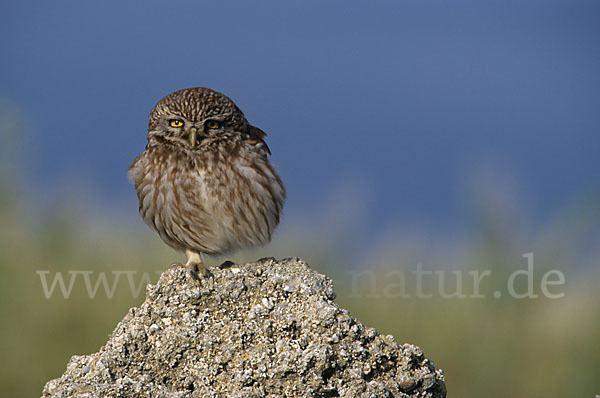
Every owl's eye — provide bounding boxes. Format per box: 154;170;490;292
169;119;184;128
205;120;222;129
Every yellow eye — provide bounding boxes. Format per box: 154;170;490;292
205;120;221;129
169;119;184;128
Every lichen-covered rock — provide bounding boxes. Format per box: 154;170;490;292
42;257;446;397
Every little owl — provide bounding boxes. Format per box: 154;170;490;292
129;87;286;278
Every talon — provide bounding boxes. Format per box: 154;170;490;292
185;249;210;281
188;268;200;281
188;267;211;281
186;262;211;281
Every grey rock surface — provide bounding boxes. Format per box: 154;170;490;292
42;257;446;397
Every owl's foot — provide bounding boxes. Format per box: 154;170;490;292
187;262;211;281
185;249;211;281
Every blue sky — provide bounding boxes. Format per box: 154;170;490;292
2;0;599;237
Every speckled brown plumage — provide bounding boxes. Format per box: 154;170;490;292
129;87;285;277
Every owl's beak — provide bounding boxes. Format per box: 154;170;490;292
188;127;198;147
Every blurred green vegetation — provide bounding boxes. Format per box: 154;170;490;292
1;108;599;397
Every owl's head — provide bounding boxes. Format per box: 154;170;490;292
147;87;251;148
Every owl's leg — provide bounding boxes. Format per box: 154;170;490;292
185;249;210;280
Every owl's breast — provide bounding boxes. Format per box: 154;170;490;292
129;143;285;255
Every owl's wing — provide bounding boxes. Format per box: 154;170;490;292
247;126;271;155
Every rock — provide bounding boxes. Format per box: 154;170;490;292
42;257;446;397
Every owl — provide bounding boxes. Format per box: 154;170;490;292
128;87;286;278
